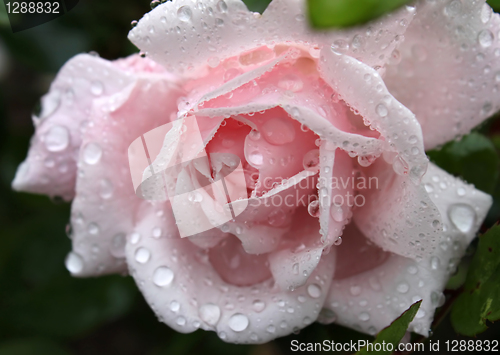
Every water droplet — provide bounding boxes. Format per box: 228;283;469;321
444;0;462;17
131;20;138;28
478;29;494;48
396;282;409;294
65;252;83;274
153;266;174;286
170;300;180;312
457;187;466;196
307;200;320;218
135;247;151;264
88;222;99;235
177;6;192;22
350;285;362;296
83;143;102;165
430;256;440;270
248;151;263;166
90;81;104;96
266;325;276;333
228;313;249;332
262;117;296;145
44;126;69;152
358;312;370;321
217;0;228;13
176;316;186;326
252;300;266;312
99;179;113;199
199;304;221;325
481;3;492;23
303;149;320;171
330;203;347;222
152;227;162;238
130;232;141;244
307;284;322;298
376;104;388;117
448;203;476;233
110;233;126;258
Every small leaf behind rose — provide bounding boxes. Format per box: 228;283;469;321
356;300;421;355
307;0;411;28
427;132;500;195
451;225;500;336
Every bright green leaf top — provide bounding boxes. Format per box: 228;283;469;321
308;0;411;28
356;301;421;355
451;225;500;336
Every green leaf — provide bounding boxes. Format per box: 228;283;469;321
487;0;500;13
451;225;500;336
356;301;421;355
242;0;272;13
427;132;500;194
308;0;411;29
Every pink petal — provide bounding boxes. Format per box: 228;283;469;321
126;202;336;344
129;0;414;77
319;49;428;183
385;1;500;150
12;54;145;200
68;77;182;276
322;163;492;336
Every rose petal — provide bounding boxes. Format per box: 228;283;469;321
126;202;336;344
353;158;441;260
319;49;428;183
321;163;492;336
68;77;182;276
385;1;500;150
12;54;145;200
129;0;415;77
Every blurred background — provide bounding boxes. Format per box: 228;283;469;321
1;1;500;354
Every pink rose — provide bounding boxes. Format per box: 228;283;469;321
13;0;497;344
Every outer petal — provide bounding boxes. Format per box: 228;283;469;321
126;202;336;344
11;54;139;200
67;77;183;276
319;49;428;183
321;163;492;336
128;0;415;76
385;0;500;150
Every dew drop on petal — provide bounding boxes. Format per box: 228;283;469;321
307;200;320;218
376;103;388;117
90;81;104;96
448;203;476;233
396;282;409;294
110;233;126;258
153;266;174;286
83;143;103;165
135;247;151;264
358;312;370;321
199;304;221;325
177;5;192;22
478;29;494;48
65;251;83;274
262;118;296;145
302;149;320;171
44;126;69;152
307;284;322;298
248;151;263;166
252;300;266;312
99;179;113;199
228;313;249;332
